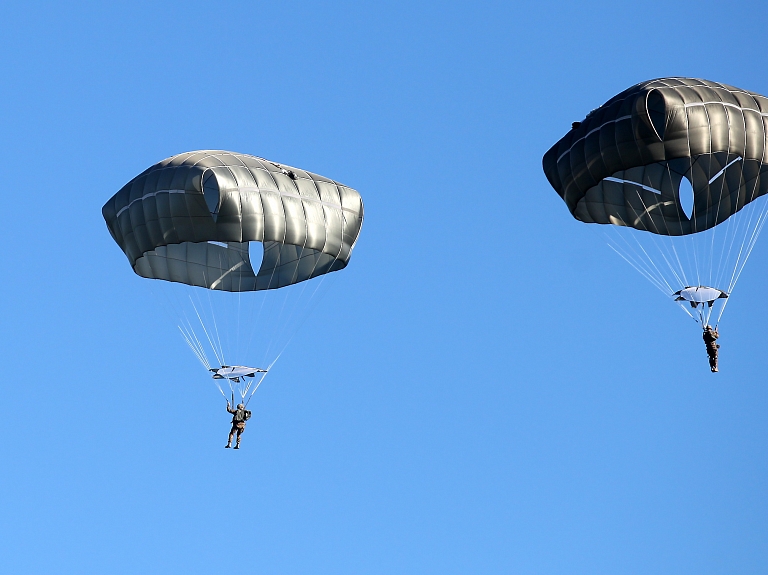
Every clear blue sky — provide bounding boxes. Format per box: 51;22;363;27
1;1;767;573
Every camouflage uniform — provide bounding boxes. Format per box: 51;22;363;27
226;403;252;448
703;327;720;372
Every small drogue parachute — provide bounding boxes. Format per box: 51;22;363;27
543;78;768;327
210;366;267;382
103;150;364;401
674;286;728;308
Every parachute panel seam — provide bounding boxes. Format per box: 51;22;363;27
557;115;632;163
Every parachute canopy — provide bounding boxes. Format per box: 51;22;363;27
543;78;768;236
102;151;364;291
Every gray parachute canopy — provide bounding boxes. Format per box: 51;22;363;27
543;78;768;236
103;151;364;291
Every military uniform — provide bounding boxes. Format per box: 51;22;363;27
703;327;720;372
226;404;252;448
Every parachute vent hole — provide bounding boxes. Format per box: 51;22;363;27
679;177;694;220
248;241;264;271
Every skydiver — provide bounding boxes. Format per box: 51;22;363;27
225;401;252;449
703;325;720;373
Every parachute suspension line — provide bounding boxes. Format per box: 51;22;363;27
605;241;672;295
210;256;229;366
155;281;230;397
189;295;225;368
676;301;697;321
712;190;745;290
269;265;334;366
717;198;768;323
180;309;211;367
192;285;226;368
715;120;768;323
703;299;714;327
236;247;244;369
209;254;228;366
149;282;219;370
604;221;680;294
260;279;295;367
705;105;728;288
178;325;210;370
683;128;704;290
715;163;751;291
214;382;228;400
603;227;674;292
642;228;688;291
631;189;691;290
716;181;758;291
243;370;270;408
710;198;768;325
282;200;349;347
261;249;318;366
599;209;674;294
601;187;688;294
227;379;239;403
666;163;696;290
726;192;768;292
179;333;205;367
717;192;768;313
261;242;321;363
267;208;348;368
736;199;768;288
242;250;342;406
197;278;226;368
711;155;746;289
243;354;283;408
242;241;285;367
246;286;278;366
716;180;761;291
209;376;229;401
242;222;346;404
179;315;204;360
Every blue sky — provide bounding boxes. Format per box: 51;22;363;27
1;1;768;573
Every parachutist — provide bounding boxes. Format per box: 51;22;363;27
703;325;720;372
225;402;252;449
